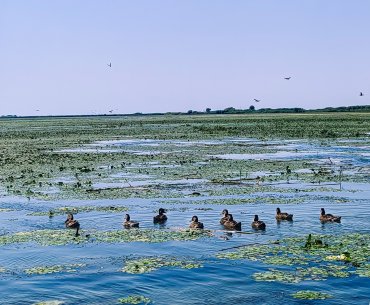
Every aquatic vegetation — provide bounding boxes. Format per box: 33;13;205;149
354;264;370;277
0;228;212;246
291;290;332;300
218;233;370;283
25;263;86;275
0;267;6;273
253;269;301;283
118;295;151;304
122;257;202;274
29;205;128;216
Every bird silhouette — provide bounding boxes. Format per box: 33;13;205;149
108;110;114;113
284;77;291;80
107;63;112;67
254;99;261;102
360;92;364;96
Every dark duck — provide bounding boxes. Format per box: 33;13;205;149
124;214;139;228
153;208;167;224
320;208;341;223
220;209;229;225
275;207;293;221
223;214;242;231
251;215;266;230
189;215;204;229
65;213;80;236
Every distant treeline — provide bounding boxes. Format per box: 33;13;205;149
2;105;370;119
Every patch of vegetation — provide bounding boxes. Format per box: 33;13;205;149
25;263;86;275
122;256;202;274
291;290;332;300
218;233;370;283
118;295;151;304
0;228;212;246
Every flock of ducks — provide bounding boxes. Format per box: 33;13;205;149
64;207;341;236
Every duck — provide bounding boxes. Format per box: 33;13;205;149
251;215;266;230
64;213;80;236
220;209;229;225
320;208;341;223
153;208;167;224
189;215;204;229
275;207;293;221
124;214;139;228
223;214;242;231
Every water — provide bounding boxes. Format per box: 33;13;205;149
0;137;370;304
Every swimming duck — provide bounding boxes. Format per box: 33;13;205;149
64;213;80;236
189;215;204;229
220;209;229;225
153;208;167;224
275;207;293;221
223;214;242;231
320;208;341;223
124;214;139;228
251;215;266;230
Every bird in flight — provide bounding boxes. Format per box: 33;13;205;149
35;109;40;112
254;99;261;102
360;92;364;96
107;62;112;68
284;77;291;80
108;110;114;113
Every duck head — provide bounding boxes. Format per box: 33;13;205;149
321;208;326;215
125;214;130;221
67;213;74;220
191;215;199;222
222;209;229;216
276;207;281;214
159;208;166;215
254;215;259;221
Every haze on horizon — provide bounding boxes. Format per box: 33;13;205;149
1;0;369;116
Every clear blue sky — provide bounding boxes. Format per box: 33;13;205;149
1;0;369;116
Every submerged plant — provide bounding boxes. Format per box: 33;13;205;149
25;263;86;275
118;295;151;304
291;290;332;300
122;257;202;274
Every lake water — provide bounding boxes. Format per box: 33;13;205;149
0;137;369;304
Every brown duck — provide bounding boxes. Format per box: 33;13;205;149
320;208;341;223
124;214;139;228
189;215;204;229
65;213;80;236
220;209;229;225
275;207;293;221
223;214;242;231
153;208;167;224
251;215;266;230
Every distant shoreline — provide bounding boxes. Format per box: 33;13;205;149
2;104;370;119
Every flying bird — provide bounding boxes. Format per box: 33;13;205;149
108;110;114;113
254;99;261;103
107;62;112;68
360;92;364;96
284;77;291;80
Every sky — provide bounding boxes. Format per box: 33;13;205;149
1;0;370;116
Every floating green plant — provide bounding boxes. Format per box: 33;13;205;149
118;295;151;304
218;233;370;283
122;257;202;274
291;290;332;300
0;228;212;246
25;263;86;275
253;269;301;283
28;205;128;216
